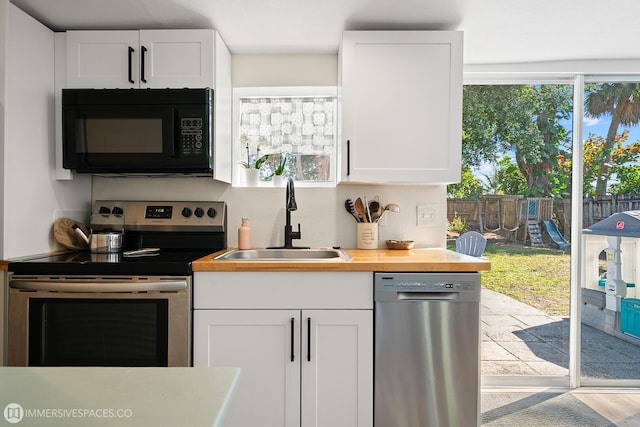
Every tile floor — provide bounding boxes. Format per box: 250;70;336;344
481;288;640;379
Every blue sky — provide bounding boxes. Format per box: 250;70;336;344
583;114;640;143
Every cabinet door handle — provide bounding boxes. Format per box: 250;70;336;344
307;317;311;362
127;46;135;84
141;45;148;83
290;317;295;362
346;140;351;176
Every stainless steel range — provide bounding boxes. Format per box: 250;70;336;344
7;200;226;367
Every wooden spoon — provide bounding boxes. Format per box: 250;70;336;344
354;198;369;223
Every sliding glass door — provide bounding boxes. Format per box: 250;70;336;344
580;79;640;385
455;82;574;386
458;76;640;388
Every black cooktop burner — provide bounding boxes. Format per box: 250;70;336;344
8;249;213;276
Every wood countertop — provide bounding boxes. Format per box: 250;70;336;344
193;248;490;272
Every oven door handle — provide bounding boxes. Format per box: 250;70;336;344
9;280;187;293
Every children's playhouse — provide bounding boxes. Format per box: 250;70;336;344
583;210;640;344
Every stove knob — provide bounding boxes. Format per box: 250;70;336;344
98;206;111;214
112;206;124;216
182;207;192;218
207;208;217;218
194;207;204;218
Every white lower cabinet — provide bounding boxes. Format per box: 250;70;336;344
193;272;373;427
194;309;301;427
301;310;373;427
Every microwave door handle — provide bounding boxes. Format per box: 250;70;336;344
77;115;88;153
170;113;178;157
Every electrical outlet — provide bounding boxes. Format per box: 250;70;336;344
417;205;437;227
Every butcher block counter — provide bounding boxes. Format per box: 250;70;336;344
193;248;490;272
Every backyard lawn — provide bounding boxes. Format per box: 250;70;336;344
449;242;572;316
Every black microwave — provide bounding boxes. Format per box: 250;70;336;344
62;88;213;175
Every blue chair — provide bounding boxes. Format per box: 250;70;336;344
455;231;487;257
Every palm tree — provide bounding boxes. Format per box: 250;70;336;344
585;83;640;195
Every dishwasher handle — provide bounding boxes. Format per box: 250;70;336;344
397;291;460;301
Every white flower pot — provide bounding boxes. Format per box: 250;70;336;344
272;175;286;187
244;168;260;186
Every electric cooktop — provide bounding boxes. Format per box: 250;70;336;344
8;200;227;277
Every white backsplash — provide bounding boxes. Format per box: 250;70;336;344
92;176;446;249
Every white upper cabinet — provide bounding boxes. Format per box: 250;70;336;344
66;29;215;89
66;31;138;88
339;31;463;184
138;30;214;88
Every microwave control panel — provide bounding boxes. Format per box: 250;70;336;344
180;118;204;156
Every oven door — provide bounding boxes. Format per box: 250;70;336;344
7;276;191;367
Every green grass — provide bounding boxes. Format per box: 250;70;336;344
449;242;572;316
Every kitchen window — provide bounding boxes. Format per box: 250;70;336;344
233;87;337;186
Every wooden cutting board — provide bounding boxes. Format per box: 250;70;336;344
53;217;89;250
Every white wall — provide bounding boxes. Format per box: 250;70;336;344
0;0;5;368
233;54;338;87
0;0;6;260
2;4;90;258
92;53;448;249
92;177;446;249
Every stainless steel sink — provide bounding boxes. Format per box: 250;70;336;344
214;248;351;261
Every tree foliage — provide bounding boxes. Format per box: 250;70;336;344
462;85;573;197
450;83;640;200
447;164;484;199
585;83;640;195
490;157;528;195
557;130;640;196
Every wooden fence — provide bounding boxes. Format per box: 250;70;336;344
447;195;554;242
447;194;640;244
582;195;640;225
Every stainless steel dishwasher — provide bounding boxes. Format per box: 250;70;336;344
374;272;481;427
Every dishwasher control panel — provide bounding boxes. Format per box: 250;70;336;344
374;272;481;302
378;279;476;291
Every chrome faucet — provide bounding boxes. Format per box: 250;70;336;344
270;177;309;249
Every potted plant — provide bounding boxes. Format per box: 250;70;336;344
239;142;267;185
272;155;287;187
